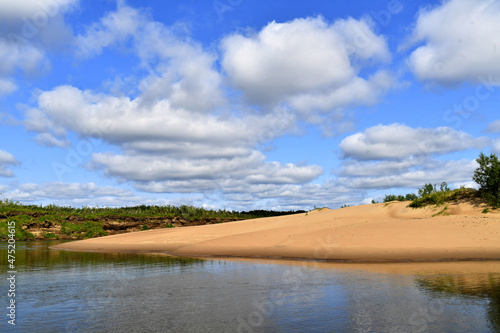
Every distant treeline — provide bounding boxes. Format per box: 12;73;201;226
240;209;307;218
0;199;308;240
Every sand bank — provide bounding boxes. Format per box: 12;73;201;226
52;202;500;262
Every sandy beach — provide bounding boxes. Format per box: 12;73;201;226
52;201;500;262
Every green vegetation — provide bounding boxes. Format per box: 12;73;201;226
482;208;490;214
380;152;500;211
408;185;478;208
432;206;449;217
0;198;306;241
383;193;418;203
473;152;500;208
241;209;306;217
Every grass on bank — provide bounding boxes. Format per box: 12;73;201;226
408;186;479;208
0;199;306;241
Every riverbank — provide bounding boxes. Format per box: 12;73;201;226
53;201;500;262
0;200;304;240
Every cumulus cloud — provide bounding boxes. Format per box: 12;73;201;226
221;16;392;116
405;0;500;85
0;39;46;76
492;138;500;155
339;123;489;160
23;5;328;201
0;0;77;18
337;123;487;191
0;78;17;96
29;85;295;153
26;77;319;198
339;159;477;189
34;133;70;148
0;0;77;96
75;4;143;58
0;182;185;207
486;120;500;133
17;182;133;199
0;150;20;177
75;4;224;113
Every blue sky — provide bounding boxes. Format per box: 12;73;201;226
1;0;500;210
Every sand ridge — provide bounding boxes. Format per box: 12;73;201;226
52;201;500;262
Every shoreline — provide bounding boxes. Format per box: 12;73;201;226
50;244;500;264
51;201;500;262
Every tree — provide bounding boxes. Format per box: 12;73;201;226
418;183;437;197
440;182;450;192
473;152;500;208
405;193;418;201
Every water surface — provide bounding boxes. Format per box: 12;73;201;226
1;241;500;332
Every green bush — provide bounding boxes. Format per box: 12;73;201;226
405;193;418;201
383;194;397;202
408;187;477;209
383;193;417;203
473;152;500;208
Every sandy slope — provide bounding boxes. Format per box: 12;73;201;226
52;201;500;262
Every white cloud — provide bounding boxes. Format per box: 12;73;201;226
339;159;477;189
0;150;20;177
75;4;224;113
0;0;77;96
34;133;70;148
17;182;133;199
0;78;17;96
337;123;487;191
24;6;331;204
0;39;46;76
92;151;322;185
30;85;295;152
0;0;77;18
26;84;319;196
340;123;489;160
486;120;500;133
221;16;392;116
341;157;427;177
492;138;500;155
75;4;143;58
406;0;500;85
0;182;188;207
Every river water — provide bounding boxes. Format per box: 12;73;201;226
1;241;500;332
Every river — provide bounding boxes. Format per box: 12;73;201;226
1;241;499;332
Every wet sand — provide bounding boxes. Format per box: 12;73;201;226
52;201;500;262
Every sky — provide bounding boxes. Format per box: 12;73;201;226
1;0;500;211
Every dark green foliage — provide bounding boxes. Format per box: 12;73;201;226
0;198;307;240
383;193;417;203
383;194;397;202
409;187;478;208
440;182;450;192
418;183;437;197
340;204;350;208
473;153;500;208
239;209;307;218
405;193;418;201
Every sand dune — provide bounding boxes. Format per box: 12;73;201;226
52;201;500;262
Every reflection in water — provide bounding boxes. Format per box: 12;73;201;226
2;242;500;332
416;272;500;332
